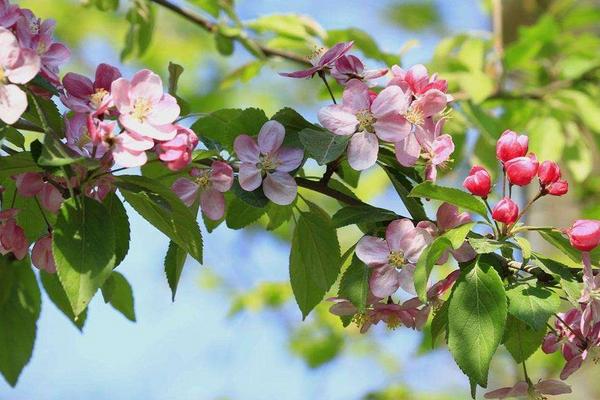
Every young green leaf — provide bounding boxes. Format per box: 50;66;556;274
164;241;188;302
101;272;136;322
409;181;488;219
53;197;116;316
447;258;507;387
290;203;341;319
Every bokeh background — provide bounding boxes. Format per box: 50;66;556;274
2;0;600;399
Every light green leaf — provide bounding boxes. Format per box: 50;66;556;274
40;271;87;330
527;117;564;162
226;197;266;229
0;152;40;179
53;197;116;316
503;315;545;363
337;255;369;313
447;258;507;387
409;181;488;219
506;284;560;330
101;271;136;322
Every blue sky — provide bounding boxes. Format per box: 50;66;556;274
0;1;490;399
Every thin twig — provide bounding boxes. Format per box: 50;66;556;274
296;177;366;207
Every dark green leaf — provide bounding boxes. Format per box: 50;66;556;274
271;107;318;149
331;205;398;228
0;152;40;178
299;128;349;165
503;315;545;363
103;193;130;268
338;255;369;313
225;197;265;229
231;179;269;208
191;108;268;151
382;165;428;221
164;241;188;301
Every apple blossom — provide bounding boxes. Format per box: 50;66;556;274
172;161;234;220
318;79;411;170
355;219;432;298
111;69;180;141
388;64;450;99
61;63;121;114
0;0;19;28
492;197;519;225
546;179;568;196
496;129;528;163
463;165;492;197
234;120;304;205
31;234;56;273
279;41;353;78
484;380;571;399
13;172;64;213
156;125;198;171
0;209;27;260
65;113;108;158
331;54;388;85
0;26;40;124
415;118;454;181
504;153;539;186
538;160;561;185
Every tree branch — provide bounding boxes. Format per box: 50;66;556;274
148;0;311;66
295;178;367;207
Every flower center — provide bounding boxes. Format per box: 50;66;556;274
356;110;376;133
89;88;109;108
194;174;211;190
36;42;46;55
386;315;401;330
307;46;326;66
29;19;40;35
352;313;366;329
132;98;152;121
258;154;278;172
405;107;424;126
388;251;405;268
0;67;5;84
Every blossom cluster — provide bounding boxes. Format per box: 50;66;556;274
0;0;69;124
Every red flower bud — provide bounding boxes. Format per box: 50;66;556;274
538;160;561;185
547;179;568;196
492;197;519;225
566;219;600;252
463;165;491;197
505;154;539;186
368;90;378;104
496;130;528;163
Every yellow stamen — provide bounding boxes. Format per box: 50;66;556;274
0;67;5;83
388;251;405;268
258;154;279;172
356;110;376;133
386;316;401;330
405;107;424;126
194;174;211;190
132;98;152;122
89;88;109;108
306;46;326;65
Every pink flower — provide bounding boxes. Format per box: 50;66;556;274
463;165;492;197
388;64;450;97
32;234;56;273
566;220;600;252
580;252;600;335
505;153;539;186
234;120;304;205
318;79;411;170
484;380;571;399
492;197;519;225
331;54;388;85
538;160;561;185
65;113;107;158
111;69;180;141
13;172;63;213
172;161;233;220
279;41;353;78
547;179;568;196
14;9;69;85
418;203;476;263
83;174;114;202
356;219;432;298
0;0;19;28
0;209;28;260
496;129;528;163
415;118;454;181
60;63;121;114
156;125;198;171
0;26;40;124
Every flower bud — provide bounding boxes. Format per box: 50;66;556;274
496;129;528;163
547;179;568;196
492;197;519;225
566;219;600;252
505;154;538;186
368;90;378;104
463;166;491;197
538;160;561;185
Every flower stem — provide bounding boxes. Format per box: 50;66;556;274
522;360;531;384
483;198;501;238
34;196;52;231
319;71;337;104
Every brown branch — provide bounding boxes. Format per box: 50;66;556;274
295;178;366;207
148;0;311;66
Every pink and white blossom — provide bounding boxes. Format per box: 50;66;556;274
484;380;571;399
234;120;304;205
156;125;198;171
172;161;234;220
61;63;121;114
0;0;19;28
279;41;353;78
331;54;388;85
0;209;27;260
388;64;450;98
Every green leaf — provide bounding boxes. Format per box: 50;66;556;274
191;108;268;151
225;197;266;229
116;175;203;263
271;107;318;149
299;128;349;165
447;258;507;387
503;315;545;363
381;165;428;221
40;271;87;331
527;117;564;162
121;0;155;61
215;31;234;55
409;181;488;219
337;255;369;313
0;152;40;178
331;205;398;228
167;62;190;115
266;202;293;231
537;230;600;264
290;203;341;319
190;0;219;17
506;284;560;330
53;197;116;316
220;60;264;90
431;301;448;347
231;180;269;208
0;256;41;387
467;238;508;254
248;14;325;41
103;193;130;268
164;241;188;301
414;222;474;301
513;236;532;262
101;271;136;322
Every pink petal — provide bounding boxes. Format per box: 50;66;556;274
386;219;416;251
275;147;304;172
147;94;180;125
238;163;262;191
233;135;260;163
117;131;154;152
119;114;177;141
347;131;378;170
130;69;163;102
397;264;416;294
171;178;199;207
112;147;147;168
62;72;93;98
318;105;358;136
14;172;43;197
210;161;234;192
400;228;432;263
318;41;353;66
39;184;63;213
94;63;121;90
371;85;411;116
7;48;40;84
342;79;370;112
373;113;412;143
200;188;226;220
263;171;297;205
431;134;454;165
257;120;285;154
535;380;572;396
370;265;400;298
43;43;70;66
394;133;421;167
0;84;27;124
356;236;389;266
0;27;19;61
111;77;131;112
413;89;447;117
278;66;321;78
